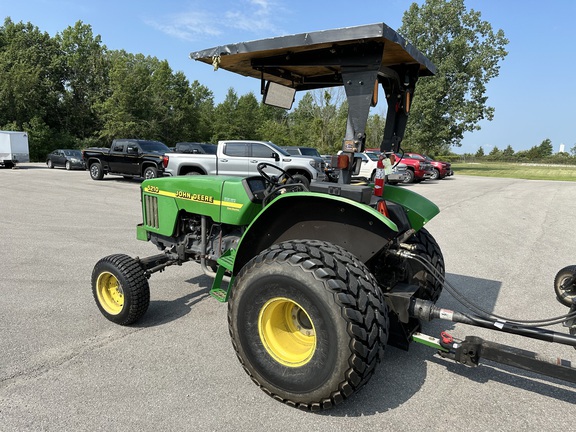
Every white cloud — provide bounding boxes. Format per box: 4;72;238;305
145;11;222;42
146;0;283;42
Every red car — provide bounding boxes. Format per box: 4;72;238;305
405;152;453;180
393;153;434;183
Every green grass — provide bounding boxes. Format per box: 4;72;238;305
451;162;576;181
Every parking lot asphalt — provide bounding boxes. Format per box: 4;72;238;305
1;164;575;431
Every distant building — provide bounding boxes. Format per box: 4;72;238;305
559;143;565;153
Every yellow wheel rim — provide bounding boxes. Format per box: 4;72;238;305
96;271;124;315
258;297;316;367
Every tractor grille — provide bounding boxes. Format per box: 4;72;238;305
144;195;159;228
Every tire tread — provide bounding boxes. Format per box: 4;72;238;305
228;239;389;411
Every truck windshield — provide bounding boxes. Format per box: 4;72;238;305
300;148;321;157
139;141;171;154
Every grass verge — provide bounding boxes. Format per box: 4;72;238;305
451;162;576;181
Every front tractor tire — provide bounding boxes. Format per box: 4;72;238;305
228;240;389;411
92;254;150;325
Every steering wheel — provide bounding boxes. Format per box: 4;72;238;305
257;162;309;205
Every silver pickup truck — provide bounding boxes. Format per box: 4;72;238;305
163;140;327;186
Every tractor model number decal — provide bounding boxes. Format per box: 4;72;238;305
143;186;243;209
144;185;159;194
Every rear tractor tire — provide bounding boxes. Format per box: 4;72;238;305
228;240;389;411
92;254;150;325
554;265;576;307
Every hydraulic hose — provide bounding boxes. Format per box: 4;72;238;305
392;248;576;328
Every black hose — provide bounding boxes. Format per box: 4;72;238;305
402;250;576;328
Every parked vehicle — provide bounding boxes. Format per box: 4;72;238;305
282;146;336;182
282;146;321;157
83;139;171;181
0;131;29;168
46;149;86;170
405;152;452;180
339;151;407;184
364;151;408;185
164;140;327;187
175;142;217;154
394;153;433;183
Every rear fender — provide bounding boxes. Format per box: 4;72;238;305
232;193;398;275
382;185;440;231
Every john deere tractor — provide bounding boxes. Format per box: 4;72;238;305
92;23;576;411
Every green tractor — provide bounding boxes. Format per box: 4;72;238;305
92;23;576;411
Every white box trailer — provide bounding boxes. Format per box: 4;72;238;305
0;131;30;168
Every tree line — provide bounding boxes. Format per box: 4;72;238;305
1;0;514;162
459;138;576;164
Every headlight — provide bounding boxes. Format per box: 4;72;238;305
308;159;318;168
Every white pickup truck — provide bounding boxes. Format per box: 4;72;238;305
163;140;327;186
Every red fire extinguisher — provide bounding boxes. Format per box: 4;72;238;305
373;154;385;197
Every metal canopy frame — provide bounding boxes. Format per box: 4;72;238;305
190;23;436;183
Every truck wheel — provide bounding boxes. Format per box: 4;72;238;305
554;265;576;307
290;173;310;189
430;168;440;180
228;240;389;411
143;166;158;179
47;160;54;169
405;228;445;302
402;169;414;184
91;254;150;325
90;162;104;180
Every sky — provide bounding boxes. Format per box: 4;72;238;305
1;0;575;154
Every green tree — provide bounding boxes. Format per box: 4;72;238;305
56;21;109;144
487;146;501;159
288;92;316;147
256;102;290;144
475;146;484;157
524;138;553;160
96;50;202;145
0;18;64;158
537;138;553;157
211;88;241;141
365;112;386;150
399;0;508;153
235;92;261;139
502;145;514;158
570;144;576;157
188;80;214;142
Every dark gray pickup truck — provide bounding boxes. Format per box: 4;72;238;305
82;139;171;180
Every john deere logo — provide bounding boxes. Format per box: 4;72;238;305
176;191;214;203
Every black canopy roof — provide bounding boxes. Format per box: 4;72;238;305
189;23;436;91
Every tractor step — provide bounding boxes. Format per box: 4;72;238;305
209;249;236;302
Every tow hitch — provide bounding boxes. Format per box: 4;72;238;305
410;300;576;384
